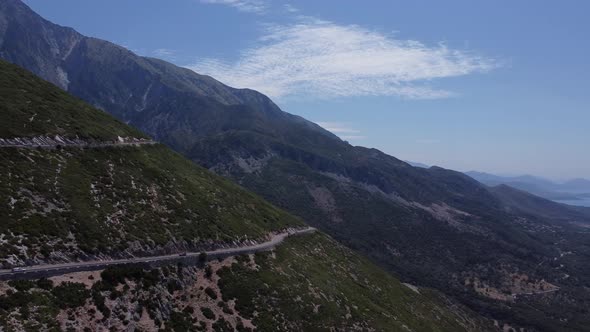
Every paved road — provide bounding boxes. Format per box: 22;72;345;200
0;136;156;149
513;288;560;298
0;227;316;279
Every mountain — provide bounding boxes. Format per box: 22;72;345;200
466;171;590;203
0;59;497;331
465;172;557;193
489;185;590;223
562;178;590;192
405;160;430;168
0;58;303;266
2;1;590;330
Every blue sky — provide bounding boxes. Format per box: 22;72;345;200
24;0;590;180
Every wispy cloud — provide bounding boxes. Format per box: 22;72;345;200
283;4;299;13
340;135;366;140
316;122;365;140
153;48;176;58
416;139;440;144
200;0;267;14
316;122;360;134
188;18;498;100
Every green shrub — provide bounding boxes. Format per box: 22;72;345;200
8;279;36;292
109;290;123;300
198;252;208;263
236;318;253;332
205;265;213;279
36;278;54;290
205;287;217;300
166;311;195;332
51;282;90;309
212;317;233;332
101;266;146;286
167;280;182;293
201;307;215;320
222;305;233;315
182;305;194;314
236;254;250;265
141;269;161;289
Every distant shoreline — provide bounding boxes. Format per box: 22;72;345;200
553;198;590;207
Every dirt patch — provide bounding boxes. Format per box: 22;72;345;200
50;270;101;289
465;272;559;302
308;186;343;223
136;308;158;331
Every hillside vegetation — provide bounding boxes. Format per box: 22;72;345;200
3;1;590;329
0;234;493;331
0;59;496;331
0;59;144;140
0;59;301;267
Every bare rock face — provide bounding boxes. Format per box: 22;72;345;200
0;0;82;90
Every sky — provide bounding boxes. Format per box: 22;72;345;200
23;0;590;180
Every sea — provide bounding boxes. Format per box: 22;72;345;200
554;198;590;207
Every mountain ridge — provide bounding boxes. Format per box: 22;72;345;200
466;171;590;206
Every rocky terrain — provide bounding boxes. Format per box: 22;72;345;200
0;234;493;332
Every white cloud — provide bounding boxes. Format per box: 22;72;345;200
315;122;360;134
153;48;176;57
316;122;365;140
340;135;366;140
188;19;498;100
283;4;299;13
200;0;267;13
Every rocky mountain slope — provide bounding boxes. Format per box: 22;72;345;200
0;58;302;267
2;1;590;330
0;58;495;331
0;234;494;331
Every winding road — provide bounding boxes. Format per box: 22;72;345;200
0;227;316;280
0;135;156;149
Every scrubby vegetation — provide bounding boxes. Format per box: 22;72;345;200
0;61;302;267
217;233;493;331
0;279;85;330
51;282;90;309
0;144;300;266
0;234;494;331
0;59;144;140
